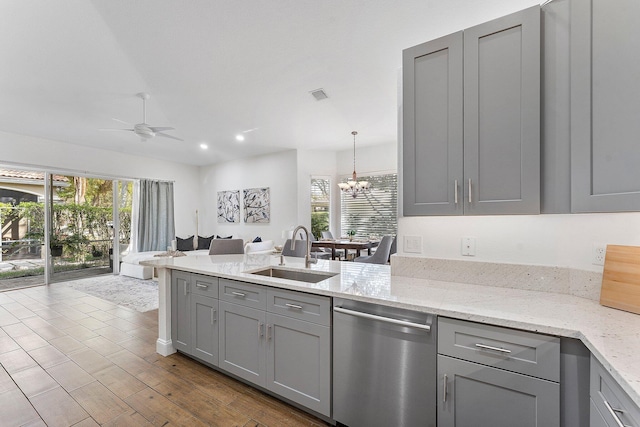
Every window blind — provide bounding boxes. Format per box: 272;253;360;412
340;173;397;238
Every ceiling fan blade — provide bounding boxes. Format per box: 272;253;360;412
98;128;134;132
149;126;174;132
156;132;183;141
112;117;132;125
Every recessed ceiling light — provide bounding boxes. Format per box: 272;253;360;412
200;143;208;149
235;134;245;142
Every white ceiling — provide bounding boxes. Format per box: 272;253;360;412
0;0;540;166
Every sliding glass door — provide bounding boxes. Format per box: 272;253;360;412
48;175;132;282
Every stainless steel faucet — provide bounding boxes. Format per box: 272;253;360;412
291;225;316;268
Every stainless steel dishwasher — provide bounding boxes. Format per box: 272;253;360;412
332;298;437;427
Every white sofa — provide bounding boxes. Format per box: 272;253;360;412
120;238;275;279
244;240;275;254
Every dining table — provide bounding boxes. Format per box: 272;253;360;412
312;239;379;260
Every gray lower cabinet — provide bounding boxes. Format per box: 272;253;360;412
403;6;540;216
218;300;266;386
171;271;219;363
571;0;640;212
171;270;191;353
437;317;560;427
191;294;218;365
217;279;331;417
266;312;330;416
590;355;640;427
438;355;559;427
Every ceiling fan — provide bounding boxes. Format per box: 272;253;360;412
100;92;182;142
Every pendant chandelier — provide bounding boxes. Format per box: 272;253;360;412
338;131;370;198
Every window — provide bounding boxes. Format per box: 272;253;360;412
340;173;397;238
311;177;330;239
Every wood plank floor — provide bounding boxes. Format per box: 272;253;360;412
0;283;330;426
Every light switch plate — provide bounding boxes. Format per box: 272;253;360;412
404;236;422;253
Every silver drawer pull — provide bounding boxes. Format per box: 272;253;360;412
468;179;472;204
196;284;208;289
443;374;448;403
603;399;631;427
334;307;431;331
258;322;264;337
285;303;303;310
267;324;272;341
475;343;511;354
231;291;246;297
454;180;458;204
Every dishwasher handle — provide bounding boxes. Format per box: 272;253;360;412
334;306;431;332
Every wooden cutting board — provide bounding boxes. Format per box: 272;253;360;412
600;245;640;315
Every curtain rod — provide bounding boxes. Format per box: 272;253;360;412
0;160;174;183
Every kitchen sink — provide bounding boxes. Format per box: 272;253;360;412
249;267;337;283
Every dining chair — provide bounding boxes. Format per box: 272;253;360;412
321;231;334;239
209;238;245;255
354;235;394;264
281;239;308;257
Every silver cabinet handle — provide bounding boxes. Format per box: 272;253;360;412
196;283;208;288
258;322;264;338
334;307;431;332
184;283;188;296
211;308;214;325
603;399;630;427
454;180;458;204
231;291;246;297
468;179;472;204
285;303;303;310
267;324;272;341
443;374;448;403
475;343;511;354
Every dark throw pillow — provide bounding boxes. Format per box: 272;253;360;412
176;235;194;251
216;235;232;239
197;235;214;250
252;236;262;243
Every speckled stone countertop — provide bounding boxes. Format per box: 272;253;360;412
141;253;640;408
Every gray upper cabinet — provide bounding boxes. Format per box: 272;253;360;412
403;6;540;216
403;32;463;216
464;7;540;215
571;0;640;212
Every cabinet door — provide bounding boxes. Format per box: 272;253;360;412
464;6;540;215
571;0;640;212
438;355;559;427
590;398;610;427
171;270;191;353
265;313;330;417
402;31;463;216
218;301;266;387
191;294;218;366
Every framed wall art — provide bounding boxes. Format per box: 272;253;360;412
217;190;240;223
243;187;270;223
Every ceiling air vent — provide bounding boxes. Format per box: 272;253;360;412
310;88;328;101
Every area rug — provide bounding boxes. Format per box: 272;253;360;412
61;274;158;312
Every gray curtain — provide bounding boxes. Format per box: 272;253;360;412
137;179;175;252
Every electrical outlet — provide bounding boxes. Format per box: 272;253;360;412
592;245;606;266
404;236;422;254
461;237;476;256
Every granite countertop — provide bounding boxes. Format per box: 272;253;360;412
142;253;640;407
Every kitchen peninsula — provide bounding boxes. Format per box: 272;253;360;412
142;253;640;424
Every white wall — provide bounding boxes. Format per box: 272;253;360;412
398;213;640;271
198;150;298;244
0;131;200;237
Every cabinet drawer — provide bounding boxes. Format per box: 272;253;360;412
191;274;218;298
219;279;266;309
266;288;330;326
438;317;560;382
590;355;640;427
